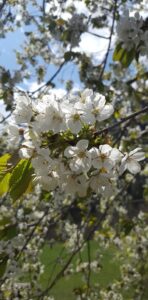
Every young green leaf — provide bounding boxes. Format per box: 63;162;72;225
0;173;11;196
113;43;135;67
0;255;8;279
9;159;34;201
0;153;11;176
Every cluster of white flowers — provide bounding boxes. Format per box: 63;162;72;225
64;222;84;252
116;10;148;55
0;186;54;299
69;13;88;47
7;89;145;199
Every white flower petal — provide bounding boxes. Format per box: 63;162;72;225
81;111;96;125
119;161;127;175
99;144;112;155
103;159;114;171
89;147;99;159
67;119;82;134
81;89;93;101
129;147;142;156
94;94;106;109
131;151;145;161
97;104;114;121
77;139;89;150
110;148;123;162
127;159;141;174
64;146;76;158
92;157;103;169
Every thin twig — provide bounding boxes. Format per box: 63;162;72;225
0;0;7;14
36;183;131;299
0;112;11;124
94;105;148;137
42;0;46;16
112;119;132;147
37;204;110;299
126;71;148;85
99;0;117;81
16;209;49;260
86;240;91;293
31;61;66;95
87;31;109;40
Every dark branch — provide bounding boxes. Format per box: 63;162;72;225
42;0;46;16
126;71;148;85
99;0;117;81
31;61;66;95
37;205;110;299
0;112;11;124
86;240;91;293
87;31;109;39
94;105;148;137
0;0;7;14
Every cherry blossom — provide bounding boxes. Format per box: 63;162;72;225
13;95;33;123
64;139;92;173
120;148;145;175
62;102;83;134
6;89;145;198
116;10;144;51
76;90;114;124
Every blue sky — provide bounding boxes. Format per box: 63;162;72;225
1;0;147;117
0;27;83;91
0;0;115;93
0;0;113;119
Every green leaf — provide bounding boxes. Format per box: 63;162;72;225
0;154;11;189
9;159;33;201
113;43;123;60
0;224;18;241
0;255;8;278
121;48;135;67
113;43;135;67
1;71;10;84
64;51;80;61
0;217;12;228
0;173;11;196
0;153;11;173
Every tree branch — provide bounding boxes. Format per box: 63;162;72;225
37;204;110;299
0;0;7;14
31;61;66;95
126;71;148;85
86;240;91;293
94;105;148;137
0;112;11;124
99;0;117;81
42;0;46;16
87;31;109;39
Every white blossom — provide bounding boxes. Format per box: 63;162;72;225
62;102;83;134
61;173;88;197
6;88;145;198
64;139;92;173
116;10;144;50
76;90;114;124
90;144;122;170
13;95;33;123
7;124;21;145
34;100;66;133
120;148;145;174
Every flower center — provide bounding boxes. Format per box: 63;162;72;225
78;151;86;158
92;107;99;116
100;154;107;160
100;167;107;174
53;113;63;122
73;113;80;121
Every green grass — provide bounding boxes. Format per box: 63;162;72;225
40;242;121;300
